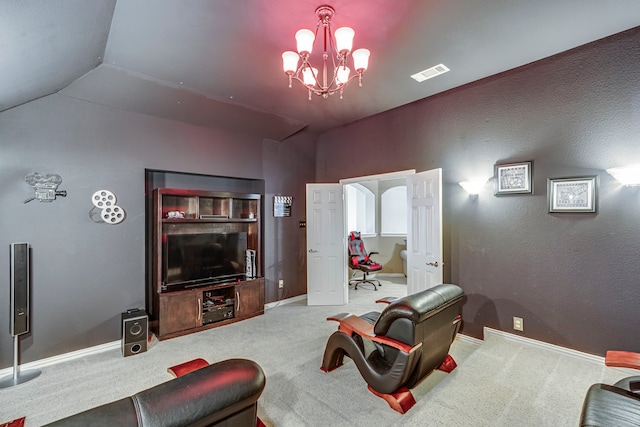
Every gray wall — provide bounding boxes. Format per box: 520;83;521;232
0;94;314;367
262;134;316;302
3;25;639;368
316;27;640;355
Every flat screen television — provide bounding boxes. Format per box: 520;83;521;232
163;232;247;291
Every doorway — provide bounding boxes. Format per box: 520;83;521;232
306;168;443;304
341;170;415;279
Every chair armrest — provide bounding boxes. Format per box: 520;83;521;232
327;313;418;354
605;351;640;370
167;358;209;377
375;297;399;305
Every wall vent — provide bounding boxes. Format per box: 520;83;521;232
410;63;450;82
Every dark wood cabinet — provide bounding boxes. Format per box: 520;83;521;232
150;188;264;340
158;290;200;337
235;279;265;319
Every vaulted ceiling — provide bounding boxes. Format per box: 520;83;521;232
2;1;640;140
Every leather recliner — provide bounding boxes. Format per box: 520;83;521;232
580;375;640;427
44;358;265;427
321;284;464;413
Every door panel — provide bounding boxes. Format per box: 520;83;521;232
306;184;347;305
407;169;442;295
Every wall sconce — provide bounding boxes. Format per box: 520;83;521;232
459;180;487;195
606;166;640;186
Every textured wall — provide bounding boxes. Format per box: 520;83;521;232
2;26;639;368
316;27;640;355
262;134;316;302
0;93;313;367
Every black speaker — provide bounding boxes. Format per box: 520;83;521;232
121;309;148;357
10;242;29;337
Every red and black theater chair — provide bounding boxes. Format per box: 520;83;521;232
321;284;464;414
348;231;382;291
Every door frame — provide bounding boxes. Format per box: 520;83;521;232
340;169;416;282
339;169;417;185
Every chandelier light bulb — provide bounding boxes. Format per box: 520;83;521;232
352;48;370;72
282;51;300;74
336;66;350;85
334;27;355;54
295;29;315;55
302;67;318;87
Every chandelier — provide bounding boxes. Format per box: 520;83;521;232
282;5;370;100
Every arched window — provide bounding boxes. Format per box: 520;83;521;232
381;185;407;235
345;183;375;235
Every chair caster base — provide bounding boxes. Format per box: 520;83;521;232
349;279;381;291
367;385;416;414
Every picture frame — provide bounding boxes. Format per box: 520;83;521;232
547;176;597;213
494;161;533;195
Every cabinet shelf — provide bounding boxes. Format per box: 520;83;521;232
161;218;258;224
151;188;263;340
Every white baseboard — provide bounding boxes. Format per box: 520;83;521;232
456;332;483;347
483;327;606;364
0;340;120;378
482;327;640;374
265;294;307;309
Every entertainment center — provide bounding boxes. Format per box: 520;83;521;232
150;188;264;340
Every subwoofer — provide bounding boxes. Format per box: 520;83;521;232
10;242;29;336
121;309;148;357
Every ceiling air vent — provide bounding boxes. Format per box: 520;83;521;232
410;64;450;82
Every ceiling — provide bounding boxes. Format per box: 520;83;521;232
2;1;640;141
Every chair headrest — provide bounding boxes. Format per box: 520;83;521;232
374;284;464;336
349;231;361;241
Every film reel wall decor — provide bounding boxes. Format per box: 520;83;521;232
90;190;126;224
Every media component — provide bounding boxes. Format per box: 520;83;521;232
0;242;41;388
245;249;257;279
121;308;148;357
163;232;248;291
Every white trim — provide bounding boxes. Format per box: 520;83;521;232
483;327;639;374
264;294;307;309
456;333;483;347
0;340;120;378
339;169;416;185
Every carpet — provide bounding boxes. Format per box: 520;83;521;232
2;279;632;426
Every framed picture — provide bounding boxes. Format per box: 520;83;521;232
548;176;597;213
494;161;533;195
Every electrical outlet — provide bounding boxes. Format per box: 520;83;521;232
513;316;524;331
278;279;284;289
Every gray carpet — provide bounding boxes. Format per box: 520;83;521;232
0;278;632;426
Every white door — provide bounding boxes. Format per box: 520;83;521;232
306;184;347;305
406;168;443;295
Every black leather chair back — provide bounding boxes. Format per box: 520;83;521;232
374;284;464;388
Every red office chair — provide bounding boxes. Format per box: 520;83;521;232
348;231;382;291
